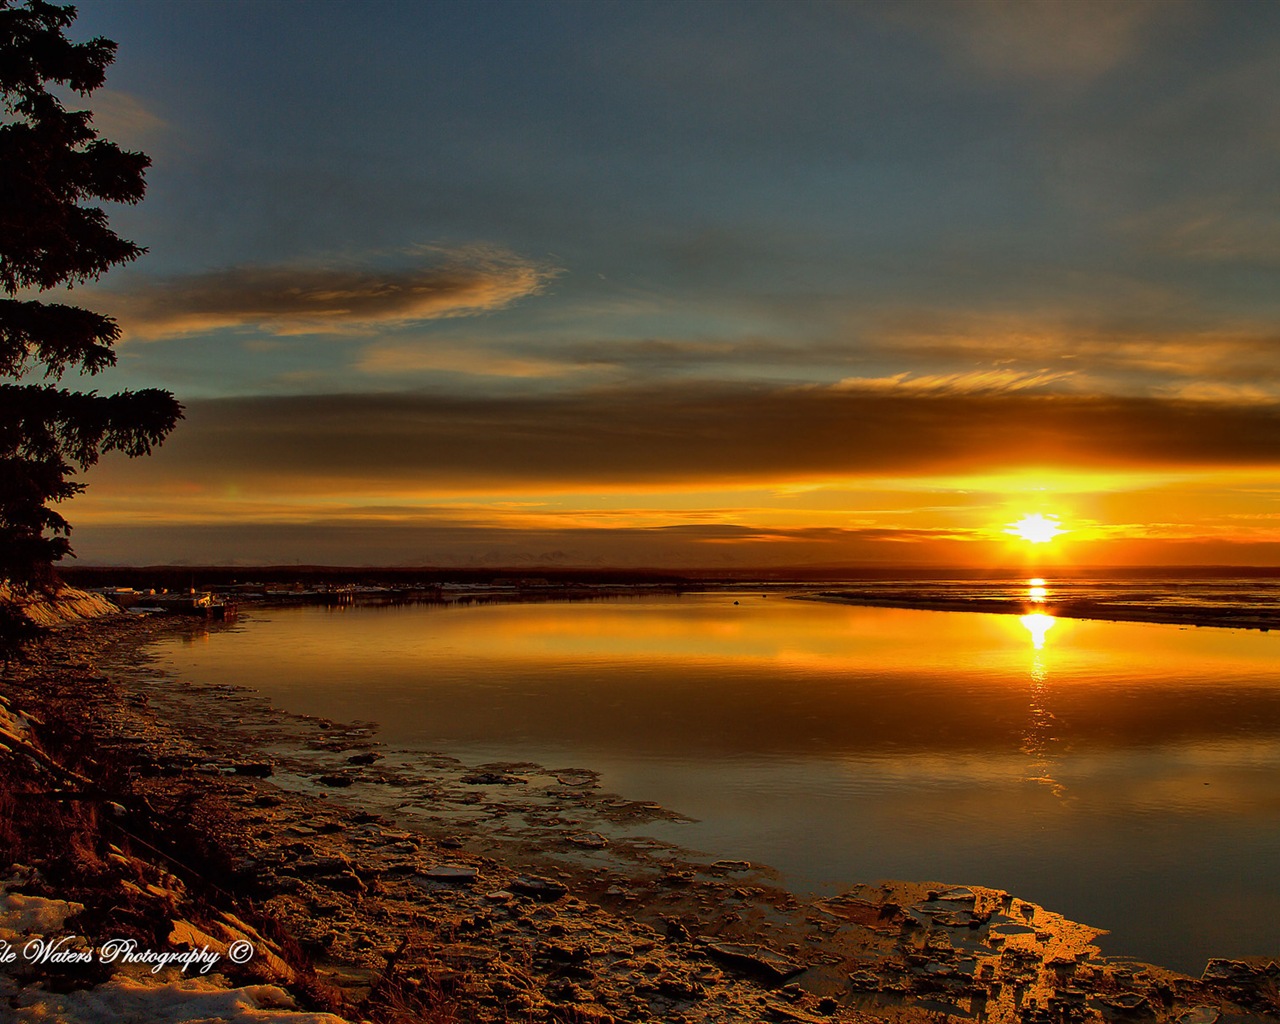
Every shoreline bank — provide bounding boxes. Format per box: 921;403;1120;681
3;613;1278;1023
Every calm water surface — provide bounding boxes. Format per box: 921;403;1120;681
150;592;1280;973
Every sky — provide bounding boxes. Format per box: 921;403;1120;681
42;0;1280;568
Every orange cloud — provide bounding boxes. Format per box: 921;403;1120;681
107;247;556;339
831;369;1075;394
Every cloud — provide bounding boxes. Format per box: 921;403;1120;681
108;247;556;340
85;385;1280;499
66;512;1280;570
1161;382;1280;405
61;515;1004;569
867;312;1280;392
87;89;169;148
1126;198;1280;265
355;344;593;379
831;369;1075;395
887;0;1184;83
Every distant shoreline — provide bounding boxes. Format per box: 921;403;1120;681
58;562;1280;593
800;591;1278;632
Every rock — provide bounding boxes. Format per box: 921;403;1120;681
293;854;353;876
554;769;598;787
553;1005;614;1024
703;941;804;981
420;864;479;884
462;771;525;785
656;973;704;1000
539;941;589;964
1202;958;1261;983
566;831;608;848
1177;1009;1220;1024
327;870;367;893
317;773;354;787
231;761;273;777
990;922;1036;936
763;1005;828;1023
511;875;568;901
260;872;304;894
928;910;979;928
347;751;382;765
1098;993;1149;1013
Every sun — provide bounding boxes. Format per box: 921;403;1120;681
1006;513;1065;544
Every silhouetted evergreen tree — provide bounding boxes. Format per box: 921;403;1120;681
1;0;181;596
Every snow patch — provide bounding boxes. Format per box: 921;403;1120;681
0;585;118;627
1;878;352;1023
0;891;84;941
10;976;350;1023
0;694;32;740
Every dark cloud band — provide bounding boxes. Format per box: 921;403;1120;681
122;385;1280;490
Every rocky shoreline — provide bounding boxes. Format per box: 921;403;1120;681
2;613;1278;1023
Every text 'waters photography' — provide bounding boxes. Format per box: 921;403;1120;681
2;2;1279;1023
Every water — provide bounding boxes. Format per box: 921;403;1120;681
149;586;1280;974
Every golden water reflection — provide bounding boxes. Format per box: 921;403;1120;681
1018;612;1064;796
162;595;1280;761
153;595;1280;975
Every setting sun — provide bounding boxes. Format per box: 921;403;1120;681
1007;514;1066;544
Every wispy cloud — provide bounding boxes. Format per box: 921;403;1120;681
887;0;1184;83
355;344;588;379
830;369;1075;395
87;89;168;148
1126;197;1280;264
108;247;557;340
867;312;1280;392
1159;381;1280;404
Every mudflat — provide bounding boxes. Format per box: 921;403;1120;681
2;613;1277;1023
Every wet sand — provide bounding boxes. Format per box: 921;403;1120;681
3;613;1278;1023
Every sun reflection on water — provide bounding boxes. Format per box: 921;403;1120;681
1020;612;1055;650
1018;609;1066;798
